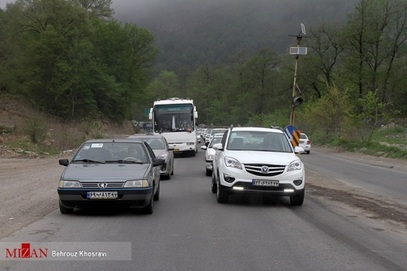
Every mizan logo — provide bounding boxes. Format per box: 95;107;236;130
5;243;48;259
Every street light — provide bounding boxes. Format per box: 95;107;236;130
289;23;307;125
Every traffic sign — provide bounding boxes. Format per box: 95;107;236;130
285;125;297;139
292;130;301;147
144;108;150;117
285;125;301;146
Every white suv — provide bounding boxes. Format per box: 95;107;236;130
212;127;305;206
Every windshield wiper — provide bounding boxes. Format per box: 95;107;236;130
105;160;144;164
72;159;105;164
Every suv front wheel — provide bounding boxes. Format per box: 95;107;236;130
211;172;217;193
216;179;229;203
290;189;305;206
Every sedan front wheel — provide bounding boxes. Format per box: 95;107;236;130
59;201;74;214
143;192;154;214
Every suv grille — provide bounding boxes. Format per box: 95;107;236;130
244;163;285;176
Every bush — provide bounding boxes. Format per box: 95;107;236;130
24;118;46;144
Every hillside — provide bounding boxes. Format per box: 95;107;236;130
112;0;358;69
0;95;134;158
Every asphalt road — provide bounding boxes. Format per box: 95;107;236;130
301;147;407;206
1;147;407;271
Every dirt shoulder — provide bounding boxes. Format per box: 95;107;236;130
305;146;407;229
0;157;62;239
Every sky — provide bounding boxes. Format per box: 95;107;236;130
0;0;144;10
0;0;12;9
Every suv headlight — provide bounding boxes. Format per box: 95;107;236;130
124;180;150;187
224;156;242;170
59;180;81;188
287;160;302;172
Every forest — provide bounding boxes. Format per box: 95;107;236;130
1;0;407;147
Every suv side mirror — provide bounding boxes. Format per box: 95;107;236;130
213;143;223;151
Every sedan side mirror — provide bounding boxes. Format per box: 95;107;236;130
153;158;166;167
59;159;70;166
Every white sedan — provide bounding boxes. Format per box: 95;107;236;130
201;133;224;176
299;133;311;154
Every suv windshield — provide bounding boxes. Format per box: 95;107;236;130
227;131;292;152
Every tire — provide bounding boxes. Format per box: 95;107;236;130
306;151;310;154
59;201;74;214
290;189;305;206
143;193;154;214
171;163;174;175
206;168;211;176
211;172;217;194
216;179;228;203
154;183;160;201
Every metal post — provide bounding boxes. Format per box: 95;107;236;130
290;54;299;125
290;37;301;125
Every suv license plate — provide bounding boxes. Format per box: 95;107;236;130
252;180;279;187
87;191;118;199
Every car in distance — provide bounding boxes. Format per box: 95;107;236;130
205;128;227;145
299;133;311;154
201;133;224;176
212;127;305;206
57;139;165;214
128;134;175;179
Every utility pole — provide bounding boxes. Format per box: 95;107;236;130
289;23;307;125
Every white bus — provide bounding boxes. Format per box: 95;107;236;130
149;98;199;156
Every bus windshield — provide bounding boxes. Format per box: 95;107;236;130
153;104;194;132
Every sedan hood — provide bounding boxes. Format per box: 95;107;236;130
228;151;300;165
62;164;150;181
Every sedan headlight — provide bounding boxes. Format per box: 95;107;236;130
224;156;242;170
287;160;302;172
59;180;81;188
124;180;150;187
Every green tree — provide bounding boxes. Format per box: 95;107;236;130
342;0;407;103
72;0;113;20
90;20;158;121
240;48;277;114
303;23;345;99
352;90;397;143
145;70;180;101
2;0;157;122
4;0;95;116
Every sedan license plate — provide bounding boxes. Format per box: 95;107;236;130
87;191;118;199
252;180;279;187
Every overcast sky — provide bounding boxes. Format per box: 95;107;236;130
0;0;11;9
0;0;152;9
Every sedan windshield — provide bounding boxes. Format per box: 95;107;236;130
73;142;149;163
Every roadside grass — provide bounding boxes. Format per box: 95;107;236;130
1;119;136;158
4;136;60;157
314;126;407;159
